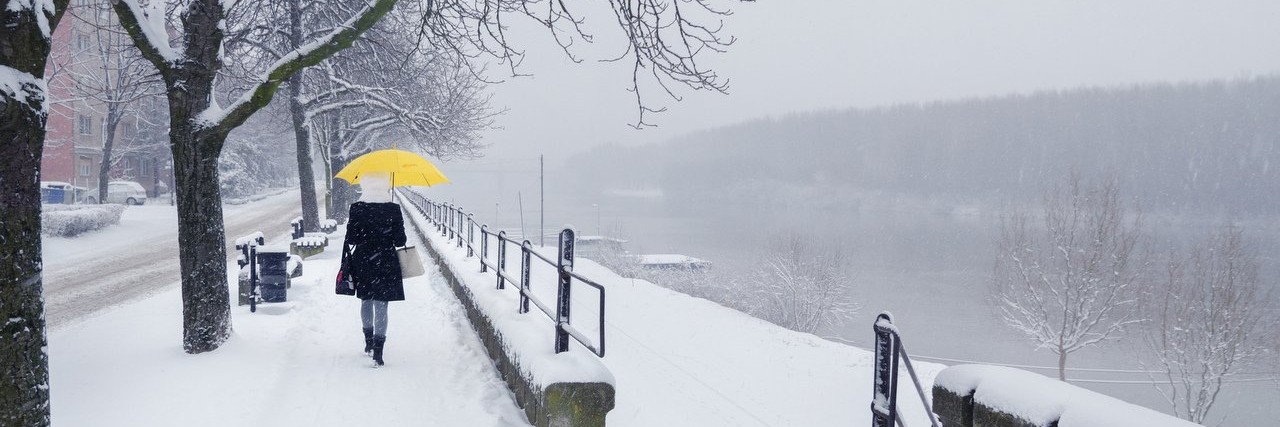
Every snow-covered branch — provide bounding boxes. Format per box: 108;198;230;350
213;0;399;133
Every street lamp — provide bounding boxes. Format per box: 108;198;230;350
592;203;600;235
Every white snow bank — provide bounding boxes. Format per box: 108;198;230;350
935;365;1200;427
41;204;126;237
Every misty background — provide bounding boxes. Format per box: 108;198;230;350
414;1;1280;425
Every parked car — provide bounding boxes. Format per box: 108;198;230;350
101;181;148;205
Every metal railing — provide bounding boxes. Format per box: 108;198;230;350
872;312;940;427
398;189;607;358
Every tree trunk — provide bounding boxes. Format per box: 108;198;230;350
288;0;319;232
98;107;122;202
1058;350;1068;381
289;79;320;232
164;14;234;351
169;113;233;354
1;2;62;424
327;112;352;223
0;90;53;427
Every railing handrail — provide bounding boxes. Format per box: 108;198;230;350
871;312;940;427
397;189;606;358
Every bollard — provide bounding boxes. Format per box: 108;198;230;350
554;228;575;353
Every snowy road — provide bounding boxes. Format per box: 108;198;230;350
43;192;302;328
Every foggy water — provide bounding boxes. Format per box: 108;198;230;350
427;164;1280;426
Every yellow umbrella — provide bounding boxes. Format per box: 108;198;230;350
335;149;450;187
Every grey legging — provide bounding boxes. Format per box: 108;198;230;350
361;300;389;336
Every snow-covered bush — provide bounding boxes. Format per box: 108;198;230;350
42;204;126;237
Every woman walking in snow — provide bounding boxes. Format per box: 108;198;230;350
338;172;406;366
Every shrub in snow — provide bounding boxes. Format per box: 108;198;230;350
42;204;126;237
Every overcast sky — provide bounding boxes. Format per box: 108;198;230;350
452;0;1280;165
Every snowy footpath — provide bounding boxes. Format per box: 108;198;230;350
47;225;530;426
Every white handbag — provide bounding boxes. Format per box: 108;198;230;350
396;246;425;279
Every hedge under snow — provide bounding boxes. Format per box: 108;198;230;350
42;204;127;237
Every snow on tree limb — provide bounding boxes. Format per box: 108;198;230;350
0;65;48;112
110;0;180;66
6;0;58;38
212;0;398;133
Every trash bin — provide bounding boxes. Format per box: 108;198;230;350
41;187;65;204
257;246;290;303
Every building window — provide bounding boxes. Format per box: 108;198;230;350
141;158;151;177
77;115;92;135
78;157;91;177
75;33;91;50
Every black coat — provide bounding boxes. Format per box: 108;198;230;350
343;201;407;301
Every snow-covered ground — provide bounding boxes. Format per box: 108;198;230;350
404;194;946;427
46;194;945;426
42;191;301;327
48;225;529;426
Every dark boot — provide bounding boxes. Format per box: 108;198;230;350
362;328;374;355
371;335;386;366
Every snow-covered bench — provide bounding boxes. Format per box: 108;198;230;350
289;233;328;259
319;219;338;234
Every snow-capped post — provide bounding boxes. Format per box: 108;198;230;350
496;231;508;290
871;312;899;427
467;214;475;257
2;0;71;423
555;228;576;353
479;225;489;272
520;241;533;314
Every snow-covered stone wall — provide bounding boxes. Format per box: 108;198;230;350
932;365;1200;427
399;197;615;427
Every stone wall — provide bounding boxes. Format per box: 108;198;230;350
402;205;615;427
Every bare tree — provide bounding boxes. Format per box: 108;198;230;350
744;233;859;334
1;0;71;424
58;1;164;202
1142;226;1275;424
110;0;404;353
992;173;1146;381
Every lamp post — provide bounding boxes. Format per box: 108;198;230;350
592;203;600;235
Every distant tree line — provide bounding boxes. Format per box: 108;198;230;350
569;77;1280;216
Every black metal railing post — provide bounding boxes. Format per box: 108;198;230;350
496;231;507;290
480;225;489;272
871;313;941;427
872;312;899;427
457;210;464;249
520;241;532;314
467;214;475;257
554;228;576;353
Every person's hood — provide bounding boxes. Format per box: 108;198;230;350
358;172;393;203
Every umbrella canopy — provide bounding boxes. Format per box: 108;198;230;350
335;149;450;187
